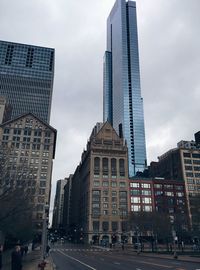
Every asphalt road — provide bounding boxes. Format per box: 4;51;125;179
51;243;200;270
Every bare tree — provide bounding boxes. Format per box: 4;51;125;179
129;211;172;251
189;194;200;240
0;145;38;243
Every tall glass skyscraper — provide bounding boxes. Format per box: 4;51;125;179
103;0;147;176
0;40;55;123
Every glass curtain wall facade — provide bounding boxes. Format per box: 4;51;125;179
0;40;55;123
103;0;147;177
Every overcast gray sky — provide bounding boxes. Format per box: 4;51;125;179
1;0;200;212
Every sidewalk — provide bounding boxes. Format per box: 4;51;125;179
23;249;54;270
133;251;200;264
2;247;54;270
93;245;200;264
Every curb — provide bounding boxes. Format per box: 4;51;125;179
124;251;200;264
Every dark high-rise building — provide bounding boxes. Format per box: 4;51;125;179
0;40;55;123
103;0;147;177
195;131;200;146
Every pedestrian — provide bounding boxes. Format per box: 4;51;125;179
169;243;173;252
0;245;3;270
20;246;25;257
46;245;51;256
181;241;184;252
24;246;28;255
121;243;124;251
11;245;22;270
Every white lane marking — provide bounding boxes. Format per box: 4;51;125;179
136;268;142;270
134;260;171;269
58;249;97;270
114;262;120;265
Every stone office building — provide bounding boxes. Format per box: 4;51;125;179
68;122;130;244
0;112;56;233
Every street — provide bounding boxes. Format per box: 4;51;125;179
50;243;200;270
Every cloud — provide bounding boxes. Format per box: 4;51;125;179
1;0;200;212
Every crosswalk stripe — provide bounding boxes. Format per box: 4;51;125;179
52;248;111;252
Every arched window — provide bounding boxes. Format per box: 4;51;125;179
119;159;125;177
111;158;117;177
94;157;100;175
102;158;109;176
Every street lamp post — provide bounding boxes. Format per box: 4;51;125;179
41;204;49;259
172;228;178;259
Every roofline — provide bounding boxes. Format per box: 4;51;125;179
0;112;56;132
0;40;55;51
0;112;57;159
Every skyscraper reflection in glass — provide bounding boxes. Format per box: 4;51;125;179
0;40;55;123
103;0;147;176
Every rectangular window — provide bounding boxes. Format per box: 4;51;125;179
143;205;152;212
4;128;10;134
93;190;100;195
130;182;139;188
119;191;127;197
154;184;162;189
112;191;117;196
111;181;117;187
177;192;184;197
141;190;151;195
92;209;100;217
188;185;195;191
40;181;46;187
119;182;126;187
142;198;152;204
131;205;141;212
130;190;140;195
92;203;100;208
94;181;100;187
131;197;140;203
185;166;192;171
165;192;174;196
155;190;163;196
102;221;109;231
186;172;193;177
103;203;108;208
183;152;191;158
112;221;118;231
175;185;183;190
164;184;173;189
92;196;100;202
192;153;200;159
193;159;200;164
103;190;108;196
141;183;151;188
2;135;9;141
112;204;117;209
184;159;192;164
102;181;109;187
93;221;99;232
